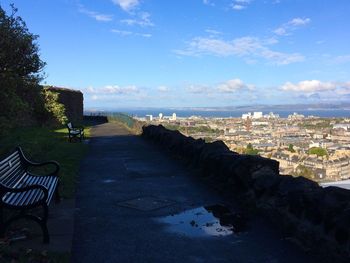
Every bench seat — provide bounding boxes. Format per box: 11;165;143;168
0;147;60;243
3;175;58;207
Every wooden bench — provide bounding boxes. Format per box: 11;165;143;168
66;122;84;142
0;147;60;243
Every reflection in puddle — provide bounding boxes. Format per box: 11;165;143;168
156;205;244;237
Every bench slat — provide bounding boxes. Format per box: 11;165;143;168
0;155;21;172
1;164;26;188
0;151;19;166
17;176;43;206
28;175;58;203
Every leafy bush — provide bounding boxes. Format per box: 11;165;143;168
42;88;68;125
308;147;328;157
245;143;259;155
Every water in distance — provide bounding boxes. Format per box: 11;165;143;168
103;108;350;118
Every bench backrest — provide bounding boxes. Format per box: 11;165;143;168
0;149;26;188
67;122;73;129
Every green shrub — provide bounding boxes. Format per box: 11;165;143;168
42;88;68;125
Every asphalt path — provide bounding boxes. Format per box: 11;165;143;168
71;122;318;263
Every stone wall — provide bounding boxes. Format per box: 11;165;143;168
47;86;83;123
142;124;350;262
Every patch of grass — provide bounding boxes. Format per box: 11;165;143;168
0;246;70;263
0;125;91;198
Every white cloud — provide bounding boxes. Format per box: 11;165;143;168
157;86;170;92
111;29;133;36
217;79;255;93
232;5;245;10
111;29;151;38
205;29;222;35
78;6;113;22
289;17;311;26
112;0;139;11
336;82;350;95
187;85;210;94
87;85;140;95
280;81;350;102
203;0;215;6
333;55;350;64
121;12;154;27
231;0;252;10
281;80;337;92
174;36;304;65
274;17;311;36
186;79;254;95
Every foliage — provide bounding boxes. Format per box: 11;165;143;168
294;165;315;180
299;119;331;130
288;144;295;153
0;126;91;198
245;143;259;155
42;88;68;125
0;4;46;131
308;147;328;157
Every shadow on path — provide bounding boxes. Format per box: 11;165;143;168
71;122;318;263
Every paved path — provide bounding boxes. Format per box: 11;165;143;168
71;123;318;263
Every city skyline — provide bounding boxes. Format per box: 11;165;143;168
2;0;350;108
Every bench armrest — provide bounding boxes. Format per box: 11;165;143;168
0;184;49;204
27;161;60;176
16;147;60;176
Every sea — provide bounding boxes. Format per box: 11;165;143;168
99;109;350;118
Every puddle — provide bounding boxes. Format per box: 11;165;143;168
156;204;245;237
102;179;116;183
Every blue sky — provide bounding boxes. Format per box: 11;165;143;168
2;0;350;109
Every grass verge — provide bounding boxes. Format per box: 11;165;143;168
0;247;70;263
0;125;91;199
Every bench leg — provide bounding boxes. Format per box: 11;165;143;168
42;204;49;243
3;212;50;244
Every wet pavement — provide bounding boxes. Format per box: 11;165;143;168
71;122;319;263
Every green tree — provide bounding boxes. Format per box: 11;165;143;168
288;144;295;153
0;4;46;129
245;143;259;155
295;165;315;180
308;147;328;157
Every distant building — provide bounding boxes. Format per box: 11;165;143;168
253;112;263;119
333;123;350;130
242;112;252;119
159;113;163;120
264;112;279;119
171;113;177;121
288;112;305;119
145;114;153;121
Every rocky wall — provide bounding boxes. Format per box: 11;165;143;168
47;86;83;123
142;124;350;262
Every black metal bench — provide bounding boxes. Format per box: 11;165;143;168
0;147;60;243
66;122;84;142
